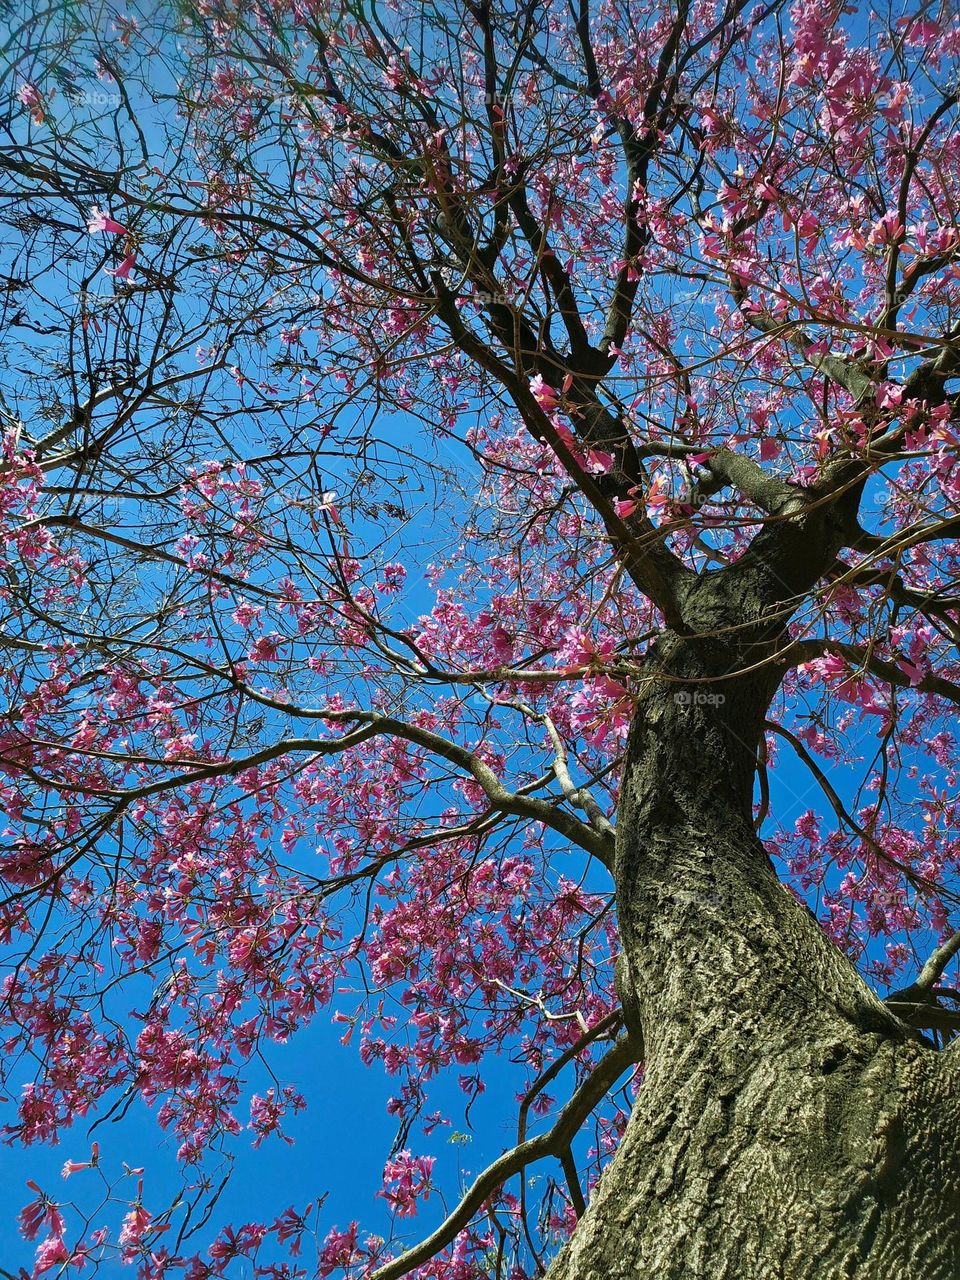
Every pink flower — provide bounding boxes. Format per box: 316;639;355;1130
880;81;911;120
801;653;847;683
232;602;263;629
554;422;578;451
759;437;780;461
118;1197;167;1259
646;477;670;512
755;177;781;202
897;658;924;686
380;1150;435;1218
17;83;42;108
17;83;44;124
86;206;128;235
248;634;284;663
106;252;136;279
274;1205;309;1248
529;374;559;413
33;1234;69;1276
318;490;341;524
319;1222;362;1273
587;448;614;474
18;1186;63;1243
614;498;638;518
867;212;903;247
901;18;940;45
876;382;903;410
796;211;820;254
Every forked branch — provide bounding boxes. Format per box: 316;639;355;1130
370;1032;640;1280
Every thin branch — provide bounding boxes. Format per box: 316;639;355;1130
370;1034;639;1280
765;720;952;898
560;1147;587;1219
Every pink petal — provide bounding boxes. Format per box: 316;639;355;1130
897;658;924;686
759;437;780;461
87;206;128;235
106;252;136;279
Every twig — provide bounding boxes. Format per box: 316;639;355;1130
370;1034;639;1280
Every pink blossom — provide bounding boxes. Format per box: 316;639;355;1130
646;478;670;513
901;18;940;45
17;83;42;109
33;1234;69;1276
61;1140;98;1178
248;634;284;663
318;490;341;524
867;212;904;247
319;1222;363;1275
17;83;44;123
587;448;614;474
759;437;780;461
876;382;903;410
897;659;924;687
529;374;559;413
118;1199;167;1258
18;1187;63;1243
231;601;263;629
380;1150;435;1218
105;252;136;279
86;207;128;235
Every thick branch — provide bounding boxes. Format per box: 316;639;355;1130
914;929;960;994
695;448;807;516
95;711;614;866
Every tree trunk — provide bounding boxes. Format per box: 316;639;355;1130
548;628;960;1280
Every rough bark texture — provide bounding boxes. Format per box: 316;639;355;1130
550;814;960;1278
548;533;960;1278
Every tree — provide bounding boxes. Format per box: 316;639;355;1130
2;0;960;1274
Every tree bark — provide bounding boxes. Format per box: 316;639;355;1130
547;617;960;1279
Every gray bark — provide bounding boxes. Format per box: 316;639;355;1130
551;815;960;1277
548;538;960;1278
